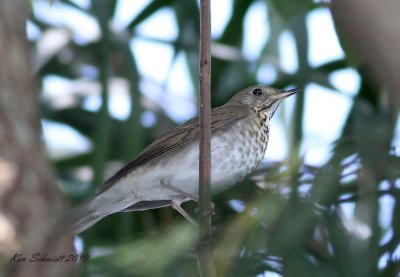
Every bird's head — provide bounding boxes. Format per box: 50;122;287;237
226;85;299;119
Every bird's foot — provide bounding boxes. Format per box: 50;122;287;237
196;202;216;217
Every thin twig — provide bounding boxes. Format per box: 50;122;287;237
196;0;216;276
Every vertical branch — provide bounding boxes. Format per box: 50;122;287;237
197;0;216;276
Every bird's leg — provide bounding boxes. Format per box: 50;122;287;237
160;177;199;203
171;196;198;226
160;178;215;219
160;178;198;225
160;178;216;211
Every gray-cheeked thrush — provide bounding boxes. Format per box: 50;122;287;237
71;85;298;233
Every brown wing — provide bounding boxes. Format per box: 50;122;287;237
96;105;249;194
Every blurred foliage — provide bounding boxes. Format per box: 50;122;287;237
29;0;400;276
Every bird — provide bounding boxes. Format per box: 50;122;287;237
70;85;298;234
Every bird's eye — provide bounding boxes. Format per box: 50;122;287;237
252;88;262;96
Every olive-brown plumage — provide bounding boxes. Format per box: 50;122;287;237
71;85;298;233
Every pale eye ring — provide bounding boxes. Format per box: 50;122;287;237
252;88;262;96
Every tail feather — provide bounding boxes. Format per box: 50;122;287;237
71;213;107;235
70;192;140;234
69;195;108;234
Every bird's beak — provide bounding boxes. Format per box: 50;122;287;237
274;88;300;99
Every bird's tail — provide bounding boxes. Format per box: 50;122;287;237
69;195;109;234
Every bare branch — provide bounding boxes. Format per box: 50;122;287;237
197;0;216;276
